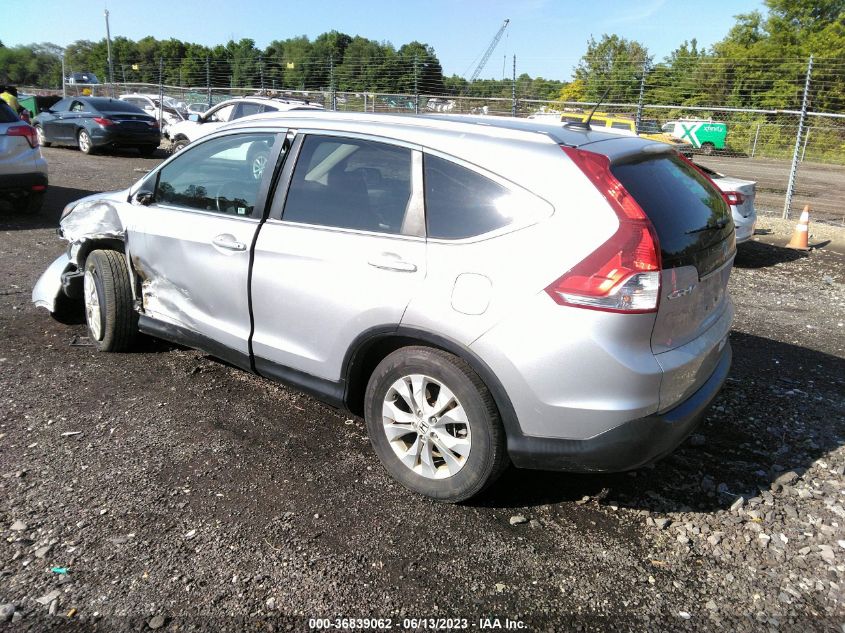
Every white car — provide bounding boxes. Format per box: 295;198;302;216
119;94;187;135
167;97;323;153
696;163;757;244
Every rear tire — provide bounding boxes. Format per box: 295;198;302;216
171;138;189;154
701;142;715;156
83;250;138;352
26;191;44;214
77;129;94;154
364;346;508;502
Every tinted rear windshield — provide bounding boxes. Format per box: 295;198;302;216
611;154;732;270
86;98;145;113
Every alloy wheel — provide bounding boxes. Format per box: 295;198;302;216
381;374;471;479
83;270;103;341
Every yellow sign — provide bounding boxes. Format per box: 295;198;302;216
131;64;139;70
286;62;295;69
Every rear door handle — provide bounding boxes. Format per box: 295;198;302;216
212;234;247;251
368;254;417;273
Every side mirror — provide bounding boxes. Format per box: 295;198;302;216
188;113;200;123
132;191;154;206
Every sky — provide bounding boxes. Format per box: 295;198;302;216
1;0;767;81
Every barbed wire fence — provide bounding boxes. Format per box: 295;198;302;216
22;54;845;225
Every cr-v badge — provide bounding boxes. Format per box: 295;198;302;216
667;284;696;300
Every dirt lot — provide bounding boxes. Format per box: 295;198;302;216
1;146;844;631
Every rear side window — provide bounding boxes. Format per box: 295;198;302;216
611;122;632;131
424;155;515;240
611;155;731;264
282;136;412;234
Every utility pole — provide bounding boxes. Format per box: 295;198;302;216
259;54;264;90
104;9;115;90
783;55;813;219
635;58;648;134
511;55;517;117
61;53;67;97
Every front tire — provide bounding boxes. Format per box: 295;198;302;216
171;138;189;154
364;346;508;502
77;129;94;154
83;250;138;352
701;142;715;155
35;125;51;147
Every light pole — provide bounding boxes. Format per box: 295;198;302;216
104;9;115;90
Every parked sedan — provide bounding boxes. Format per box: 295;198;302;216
33;113;735;502
34;97;161;156
696;163;757;243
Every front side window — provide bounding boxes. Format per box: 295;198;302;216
152;133;277;217
208;104;235;122
282;135;412;234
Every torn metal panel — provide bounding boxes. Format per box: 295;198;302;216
31;254;72;313
59;193;129;267
139;275;198;330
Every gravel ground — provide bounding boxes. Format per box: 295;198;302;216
1;147;844;631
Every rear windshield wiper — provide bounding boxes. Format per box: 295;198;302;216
686;218;729;235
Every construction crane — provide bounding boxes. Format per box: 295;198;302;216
466;19;510;85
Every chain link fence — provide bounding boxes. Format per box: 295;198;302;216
19;54;845;225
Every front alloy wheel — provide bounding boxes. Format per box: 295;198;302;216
83;269;103;341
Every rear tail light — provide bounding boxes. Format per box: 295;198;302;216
546;147;661;313
148;120;160;128
93;117;114;126
722;191;744;206
7;124;39;148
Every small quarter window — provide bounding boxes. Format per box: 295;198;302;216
423;155;521;240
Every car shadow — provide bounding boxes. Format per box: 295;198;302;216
475;330;845;513
734;240;807;269
0;186;94;231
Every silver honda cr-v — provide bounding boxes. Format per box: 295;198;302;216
33;112;735;502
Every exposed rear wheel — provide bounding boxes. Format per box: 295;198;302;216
83;250;138;352
364;346;508;502
26;191;44;214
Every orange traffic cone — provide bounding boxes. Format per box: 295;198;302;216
786;205;811;250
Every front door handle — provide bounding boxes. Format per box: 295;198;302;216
368;253;417;273
212;234;247;251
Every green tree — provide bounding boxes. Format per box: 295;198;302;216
574;34;650;102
